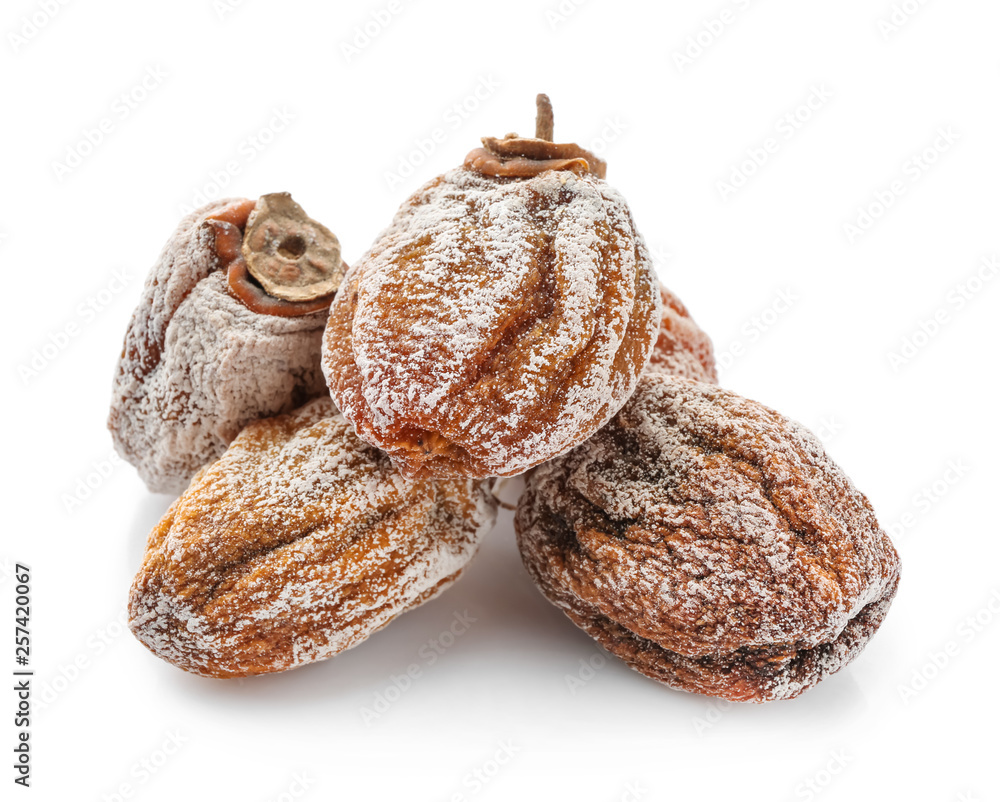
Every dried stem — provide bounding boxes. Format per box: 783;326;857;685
535;93;554;141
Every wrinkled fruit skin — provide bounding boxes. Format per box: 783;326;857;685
128;398;497;678
645;286;718;384
515;375;900;702
109;199;329;495
323;168;661;480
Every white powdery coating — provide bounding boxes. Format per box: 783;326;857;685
109;200;329;495
325;167;660;477
128;398;497;678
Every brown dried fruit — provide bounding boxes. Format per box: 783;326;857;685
241;192;344;303
323;96;660;480
109;196;345;494
128;397;497;678
645;285;719;383
515;374;900;702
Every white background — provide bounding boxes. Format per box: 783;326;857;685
2;0;998;800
